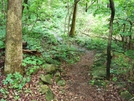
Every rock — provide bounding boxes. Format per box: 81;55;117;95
57;79;66;86
55;76;61;83
40;74;53;84
39;85;54;101
54;71;62;82
116;82;126;89
92;67;106;79
39;85;49;94
120;90;133;100
45;88;54;101
55;71;61;77
44;64;57;74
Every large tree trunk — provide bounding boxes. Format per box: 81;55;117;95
4;0;23;74
69;0;79;37
106;0;115;80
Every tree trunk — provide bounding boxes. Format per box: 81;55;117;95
85;3;88;12
106;0;115;80
69;0;79;37
128;21;132;49
4;0;23;74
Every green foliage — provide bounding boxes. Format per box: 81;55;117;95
0;29;6;39
42;33;58;45
54;45;79;63
26;66;40;75
3;72;30;90
90;48;134;85
23;32;42;50
112;77;118;82
0;41;5;48
111;41;123;53
125;50;134;59
111;53;132;75
0;72;30;101
22;55;45;75
0;0;133;100
0;10;6;26
76;37;107;50
89;79;107;87
22;56;44;66
0;99;7;101
0;88;8;99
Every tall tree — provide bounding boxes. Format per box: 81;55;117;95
106;0;115;80
4;0;23;74
69;0;80;37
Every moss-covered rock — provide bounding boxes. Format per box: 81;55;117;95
92;67;106;79
39;85;49;94
40;74;53;84
45;88;54;101
39;84;54;101
57;79;66;86
44;64;58;74
120;90;133;100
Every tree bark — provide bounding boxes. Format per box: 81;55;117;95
128;21;132;49
106;0;115;80
4;0;23;74
85;3;88;12
69;0;80;37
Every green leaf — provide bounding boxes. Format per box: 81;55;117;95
0;41;4;48
112;77;118;82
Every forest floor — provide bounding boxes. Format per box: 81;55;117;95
53;50;124;101
0;48;126;101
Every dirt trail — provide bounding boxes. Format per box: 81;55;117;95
64;51;95;101
54;50;123;101
53;51;96;101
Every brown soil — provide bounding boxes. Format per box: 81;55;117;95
54;50;123;101
0;50;124;101
59;51;96;101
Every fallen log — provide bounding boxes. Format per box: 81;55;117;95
0;48;41;56
23;49;41;56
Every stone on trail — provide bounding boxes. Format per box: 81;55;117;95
45;88;54;101
40;74;53;84
39;85;49;94
44;64;57;74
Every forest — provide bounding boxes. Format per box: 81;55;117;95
0;0;134;101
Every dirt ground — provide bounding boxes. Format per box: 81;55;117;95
0;50;125;101
53;51;123;101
